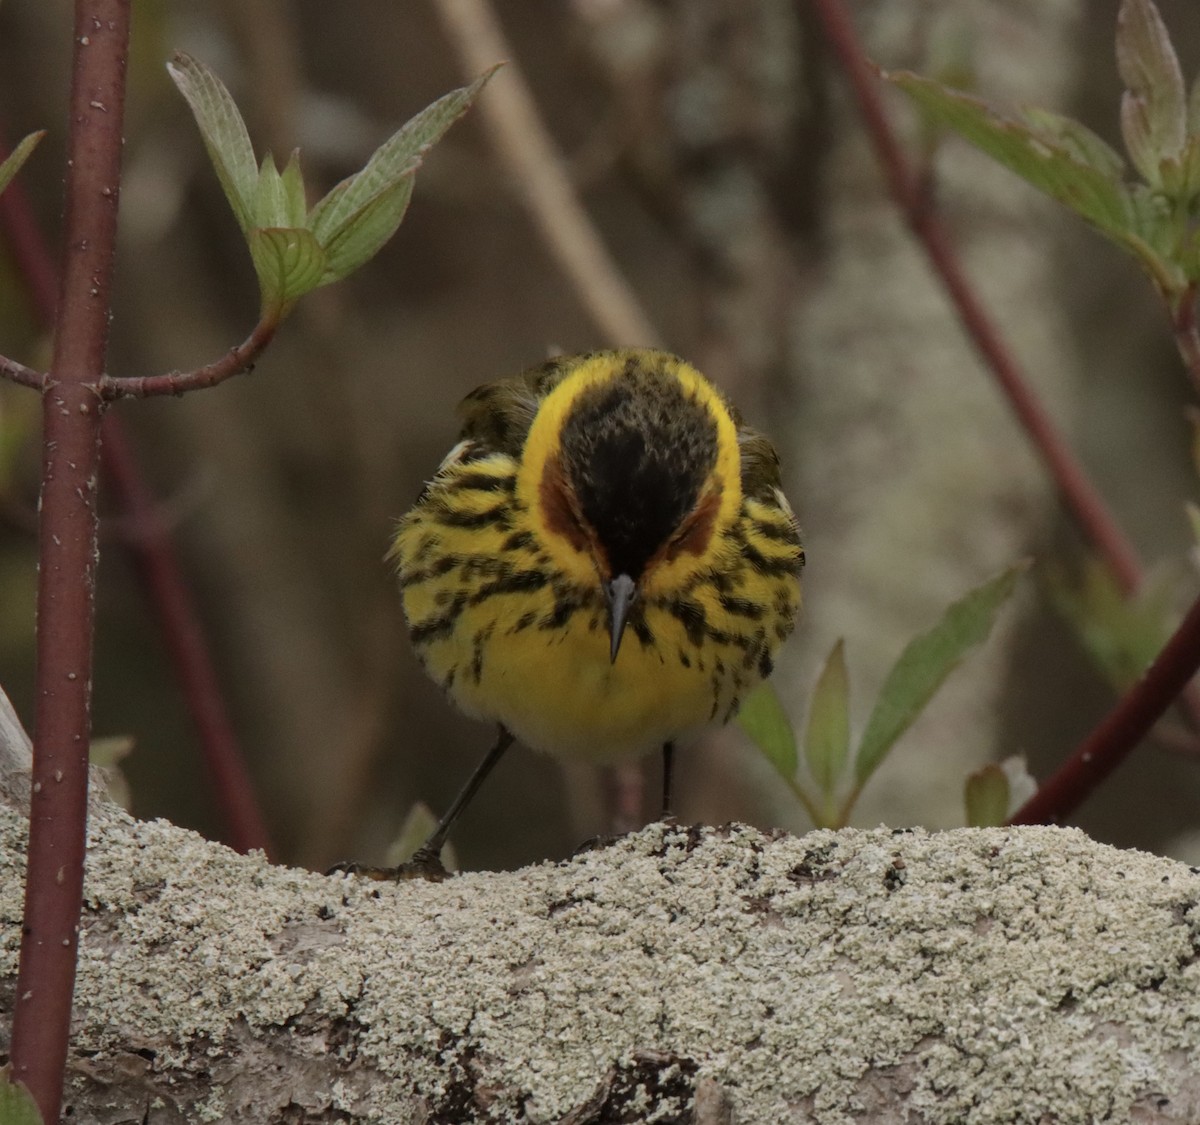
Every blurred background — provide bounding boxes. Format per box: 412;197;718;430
2;0;1200;871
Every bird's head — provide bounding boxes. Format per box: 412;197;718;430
517;350;743;662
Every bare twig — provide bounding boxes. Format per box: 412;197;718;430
811;0;1144;597
99;317;278;399
0;137;274;859
431;0;664;349
0;355;44;390
8;2;131;1120
1009;588;1200;825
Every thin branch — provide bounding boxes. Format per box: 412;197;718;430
101;432;274;855
9;2;131;1121
810;0;1144;598
0;354;45;390
431;0;664;350
0;134;274;858
99;316;278;399
1009;588;1200;825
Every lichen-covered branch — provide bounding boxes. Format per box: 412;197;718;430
1;802;1199;1123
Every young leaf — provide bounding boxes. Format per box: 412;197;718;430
317;178;415;285
0;1068;45;1125
1116;0;1186;185
803;639;850;799
736;680;797;780
964;763;1010;827
1049;558;1172;691
307;65;498;281
0;131;44;198
279;150;308;228
248;227;327;314
309;66;497;242
1018;107;1127;181
167;52;258;233
886;70;1180;291
855;563;1027;786
254;153;289;230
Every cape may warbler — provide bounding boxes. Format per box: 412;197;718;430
392;348;803;870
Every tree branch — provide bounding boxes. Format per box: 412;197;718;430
0;132;274;859
9;3;131;1120
0;355;46;390
1009;588;1200;825
98;316;278;400
1;806;1198;1122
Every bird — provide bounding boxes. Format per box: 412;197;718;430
390;348;803;876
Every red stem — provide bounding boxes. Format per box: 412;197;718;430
1009;588;1200;824
0;355;44;390
99;317;278;399
811;0;1144;597
0;137;274;857
100;432;273;853
9;2;130;1121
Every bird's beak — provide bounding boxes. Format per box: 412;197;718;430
606;573;637;663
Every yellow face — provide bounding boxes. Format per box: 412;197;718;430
515;353;745;600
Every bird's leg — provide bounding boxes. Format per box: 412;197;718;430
330;726;515;882
404;725;516;878
661;740;675;820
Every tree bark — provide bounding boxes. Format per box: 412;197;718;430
3;695;1200;1124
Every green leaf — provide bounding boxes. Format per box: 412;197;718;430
307;65;498;280
167;52;258;233
887;69;1182;293
736;680;797;780
279;150;308;227
317;177;415;285
1116;0;1186;185
254;153;288;229
855;563;1027;785
247;227;327;314
1018;107;1128;181
964;763;1010;827
0;131;44;198
1049;558;1173;691
803;639;850;800
253;150;308;230
0;1069;45;1125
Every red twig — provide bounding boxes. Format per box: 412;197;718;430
0;355;44;390
9;2;130;1120
101;433;273;854
811;0;1144;598
1009;589;1200;824
0;138;274;858
99;317;278;399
